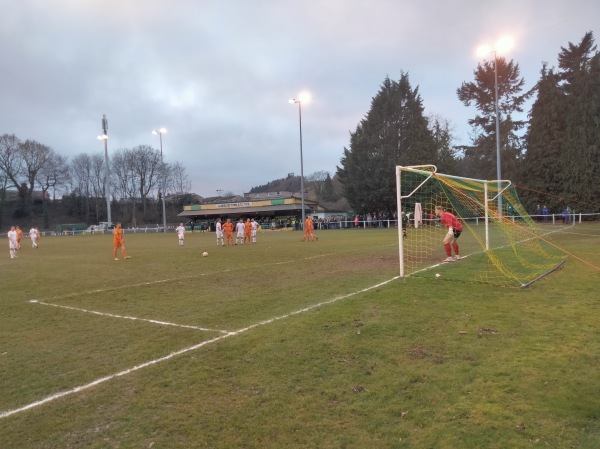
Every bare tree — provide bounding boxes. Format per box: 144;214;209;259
89;153;108;223
111;149;130;202
0;138;54;215
111;149;137;224
306;170;330;198
37;151;70;202
20;140;53;203
129;145;161;218
0;134;25;196
70;153;93;220
167;161;191;197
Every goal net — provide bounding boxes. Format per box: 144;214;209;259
396;165;567;287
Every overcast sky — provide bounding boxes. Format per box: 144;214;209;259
1;0;598;197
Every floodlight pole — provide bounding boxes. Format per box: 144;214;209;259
153;128;168;233
98;114;111;225
290;99;306;230
493;51;503;218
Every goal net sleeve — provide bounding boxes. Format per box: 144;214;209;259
414;202;423;229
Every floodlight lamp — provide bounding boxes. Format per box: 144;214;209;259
97;134;108;141
495;36;514;55
298;92;311;104
476;44;492;58
289;98;297;104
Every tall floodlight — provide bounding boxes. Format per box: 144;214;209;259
289;93;310;230
97;114;111;225
152;128;168;233
477;36;514;218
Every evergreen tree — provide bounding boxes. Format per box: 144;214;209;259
457;57;532;180
337;74;436;216
558;31;596;90
321;173;338;202
521;64;566;213
430;117;457;174
558;32;600;212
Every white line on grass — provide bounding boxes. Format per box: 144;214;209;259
1;276;399;420
555;230;600;238
272;253;336;265
29;300;229;333
31;270;233;302
33;254;341;303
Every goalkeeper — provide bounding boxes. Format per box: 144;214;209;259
435;206;463;262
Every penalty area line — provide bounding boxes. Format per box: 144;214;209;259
32;270;233;303
2;275;400;420
29;300;229;334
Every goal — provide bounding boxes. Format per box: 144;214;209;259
395;165;567;287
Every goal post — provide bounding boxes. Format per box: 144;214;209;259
396;165;567;287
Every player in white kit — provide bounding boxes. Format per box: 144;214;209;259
175;223;186;246
251;218;259;243
8;226;18;259
29;227;39;248
235;218;245;245
215;218;224;246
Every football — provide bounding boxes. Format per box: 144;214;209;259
435;273;442;278
202;252;208;257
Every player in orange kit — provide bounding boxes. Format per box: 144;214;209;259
303;216;318;242
244;218;252;244
222;218;234;246
113;223;130;260
16;226;23;250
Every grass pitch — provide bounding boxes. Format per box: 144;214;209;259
1;226;600;448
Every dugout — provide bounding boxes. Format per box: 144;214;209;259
55;223;87;235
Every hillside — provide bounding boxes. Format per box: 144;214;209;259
249;173;350;211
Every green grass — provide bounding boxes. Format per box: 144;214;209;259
1;226;600;448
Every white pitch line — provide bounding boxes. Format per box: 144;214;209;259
31;246;373;304
32;254;338;303
29;300;229;334
555;230;600;238
2;275;399;420
33;269;233;302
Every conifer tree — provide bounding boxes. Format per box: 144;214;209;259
337;74;437;216
457;58;532;180
558;32;600;212
430;117;457;174
521;64;566;213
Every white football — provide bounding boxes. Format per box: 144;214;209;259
435;273;442;278
202;252;208;257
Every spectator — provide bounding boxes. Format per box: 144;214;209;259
542;205;549;222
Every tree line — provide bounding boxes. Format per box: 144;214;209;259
337;31;600;216
0;135;191;228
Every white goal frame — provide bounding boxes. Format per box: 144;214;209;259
395;165;512;277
